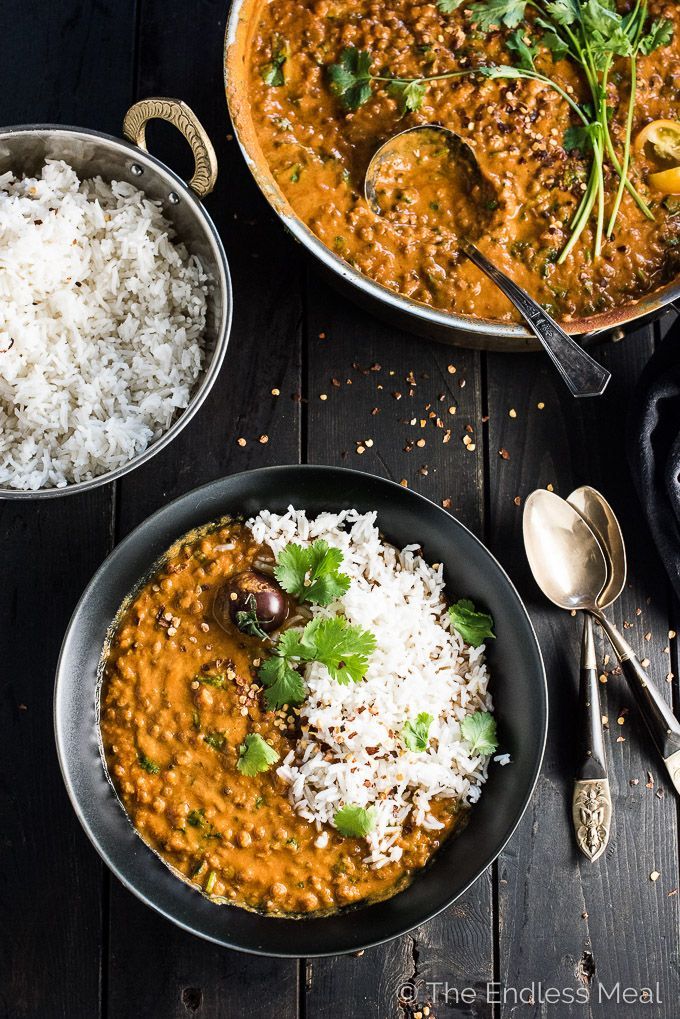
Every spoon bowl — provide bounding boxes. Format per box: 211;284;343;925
567;486;627;608
522;490;609;611
363;125;611;399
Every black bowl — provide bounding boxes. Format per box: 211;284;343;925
54;465;547;957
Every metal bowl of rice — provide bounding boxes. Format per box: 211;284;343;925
55;464;547;956
0;97;232;498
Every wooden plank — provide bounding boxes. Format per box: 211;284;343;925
105;2;303;1017
0;3;137;1018
303;272;494;1019
486;328;680;1017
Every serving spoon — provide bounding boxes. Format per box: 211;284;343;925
524;489;680;796
364;125;611;399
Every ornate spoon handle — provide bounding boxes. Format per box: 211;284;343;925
573;613;611;862
462;241;611;399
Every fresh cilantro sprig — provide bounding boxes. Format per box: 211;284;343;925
258;615;376;709
334;803;377;838
237;733;280;776
460;711;498;756
471;0;673;256
274;539;351;606
449;598;495;647
403;712;434;752
327;46;467;115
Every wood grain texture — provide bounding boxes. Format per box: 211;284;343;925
0;3;136;1017
303;272;494;1019
105;2;303;1017
486;327;680;1018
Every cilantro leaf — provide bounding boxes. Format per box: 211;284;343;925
460;711;498;756
403;712;434;752
388;79;427;115
436;0;465;13
297;615;377;684
235;594;269;640
260;37;287;87
237;733;280;776
449;598;495;646
639;18;673;57
138;752;160;775
274;539;351;606
506;28;538;70
328;47;373;111
334;804;377;838
471;0;529;30
258;654;306;710
203;731;227;752
544;0;579;27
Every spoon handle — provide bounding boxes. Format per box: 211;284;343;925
461;242;611;398
573;613;611;862
595;611;680;794
576;613;608;780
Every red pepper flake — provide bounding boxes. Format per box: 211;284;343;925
392;391;402;400
318;332;326;339
442;498;452;508
331;378;341;388
499;448;510;460
370;407;380;416
514;496;522;506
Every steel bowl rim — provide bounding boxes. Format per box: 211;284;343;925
54;462;547;956
0;123;233;500
223;2;680;344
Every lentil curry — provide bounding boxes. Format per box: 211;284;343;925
100;520;462;916
239;0;680;323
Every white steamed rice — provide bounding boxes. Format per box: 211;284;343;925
0;159;208;491
247;507;496;869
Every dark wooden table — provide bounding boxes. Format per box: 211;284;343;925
2;3;679;1017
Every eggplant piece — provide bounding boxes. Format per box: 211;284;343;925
213;570;287;635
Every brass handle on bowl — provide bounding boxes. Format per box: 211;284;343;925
123;97;218;198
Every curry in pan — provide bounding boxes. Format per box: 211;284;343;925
242;0;680;323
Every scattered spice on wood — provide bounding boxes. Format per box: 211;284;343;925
399;479;408;487
237;437;247;447
442;498;451;508
509;408;517;418
447;364;457;374
259;435;269;444
537;402;545;410
319;393;327;401
546;483;554;492
271;388;280;396
499;448;510;460
650;871;660;882
416;438;425;448
514;496;522;506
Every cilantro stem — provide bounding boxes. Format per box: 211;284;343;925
606;52;638;238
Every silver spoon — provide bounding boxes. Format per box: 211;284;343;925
524;489;680;796
364;125;611;399
565;485;621;861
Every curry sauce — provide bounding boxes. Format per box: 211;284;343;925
243;0;680;323
100;521;460;915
